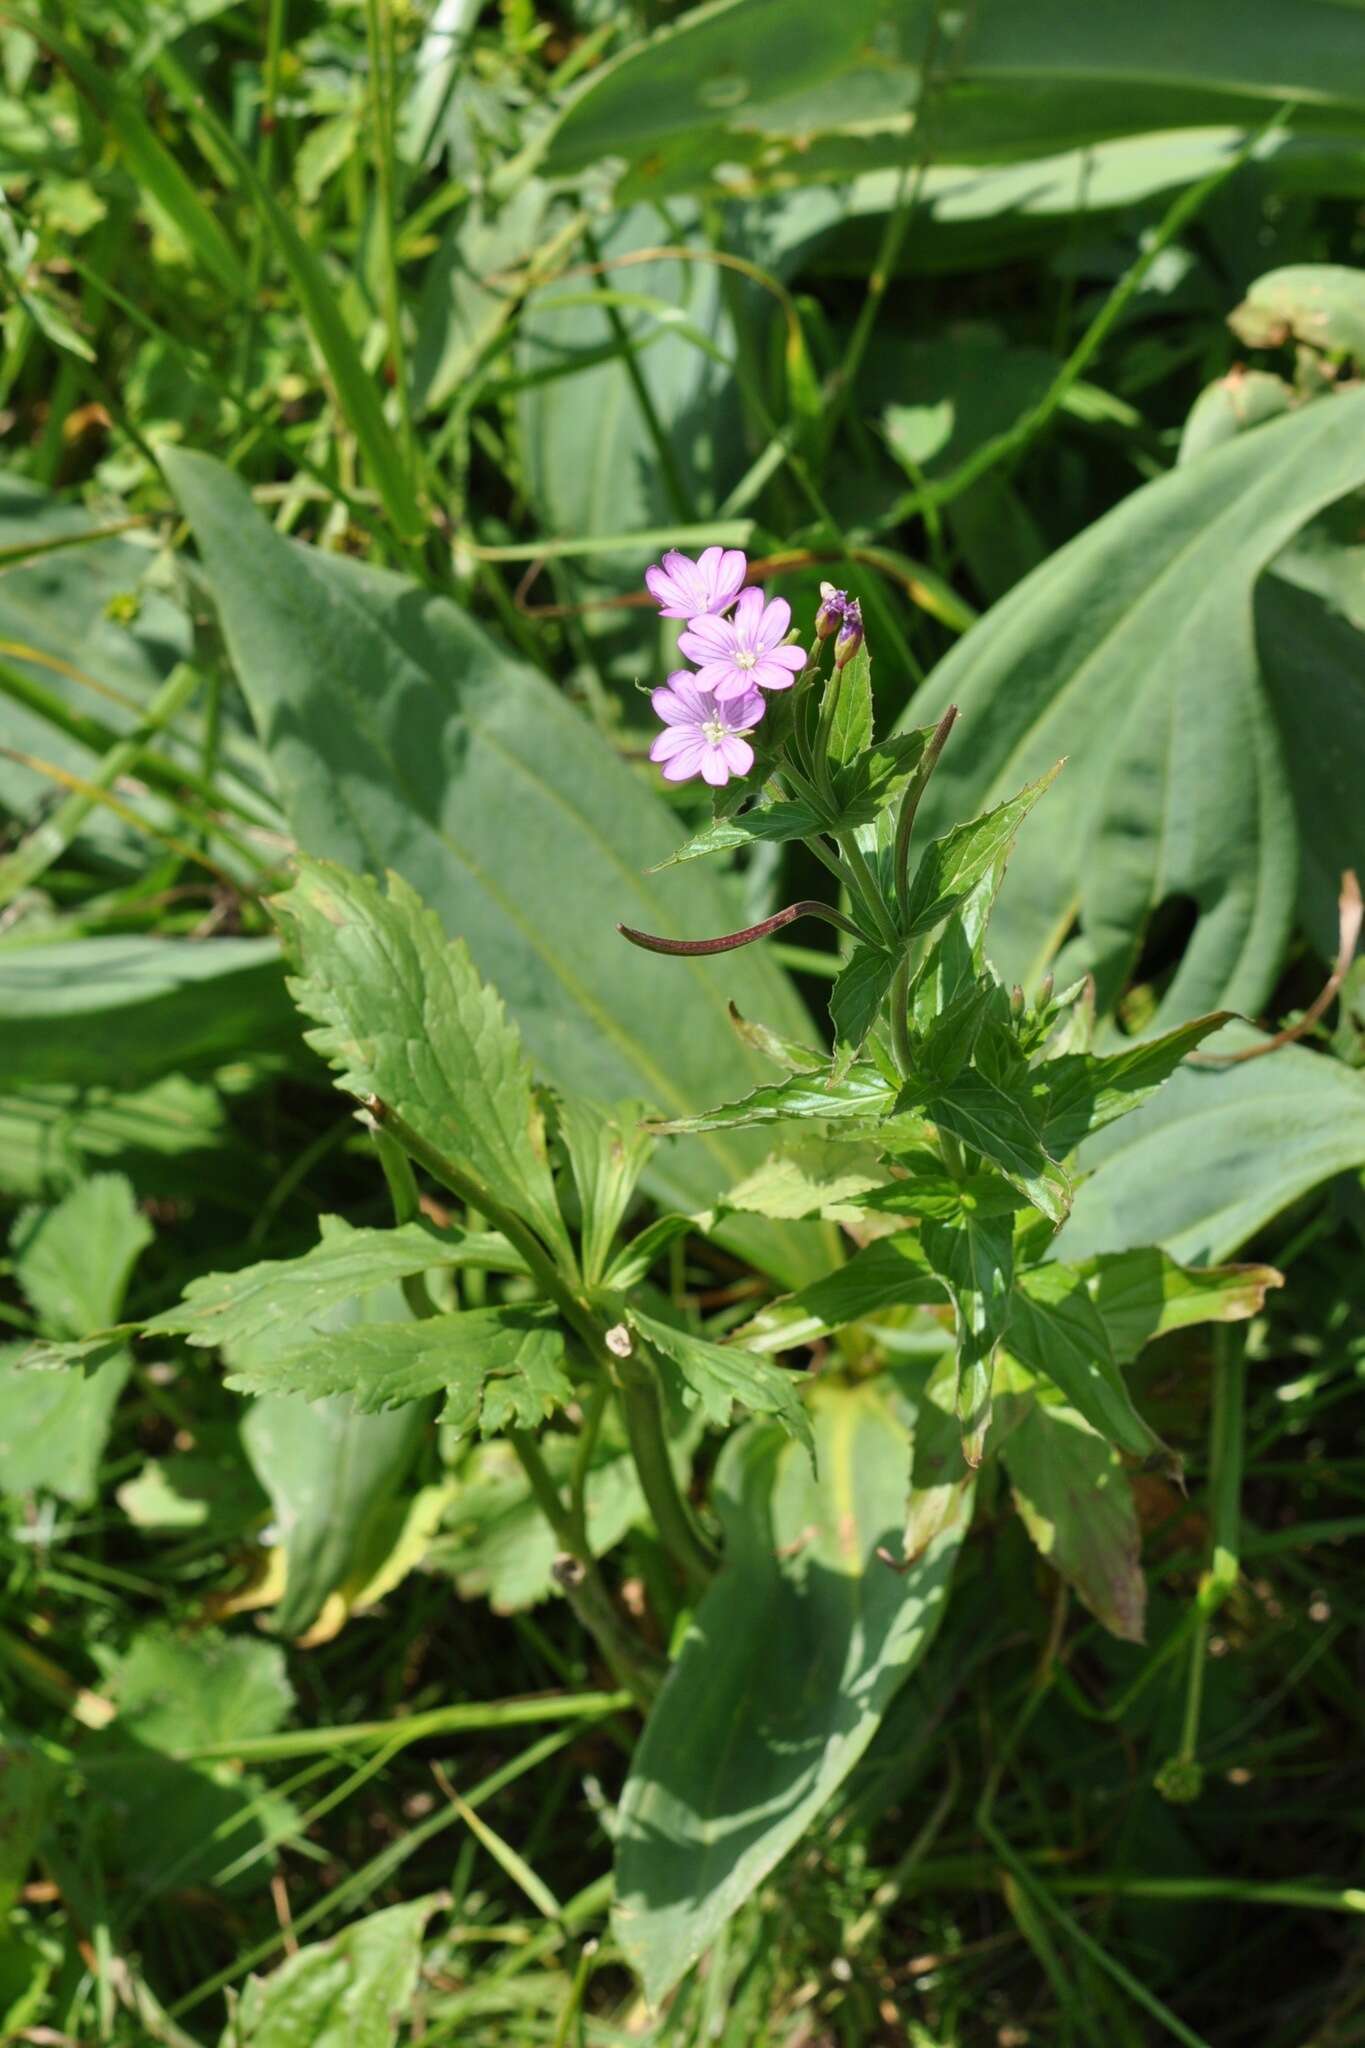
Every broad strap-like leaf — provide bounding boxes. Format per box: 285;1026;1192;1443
903;767;1060;941
906;390;1365;1022
612;1378;968;2003
143;1216;525;1351
1039;1012;1230;1155
1001;1394;1146;1644
629;1308;813;1462
1059;1027;1365;1264
224;1304;571;1437
271;859;571;1261
1008;1261;1174;1469
649;1063;896;1136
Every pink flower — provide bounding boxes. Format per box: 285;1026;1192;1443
645;545;747;620
677;588;807;703
648;671;764;787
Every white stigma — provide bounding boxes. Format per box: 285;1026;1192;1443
702;717;728;744
735;649;757;669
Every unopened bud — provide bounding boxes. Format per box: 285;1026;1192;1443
814;581;846;639
834;600;863;669
604;1322;633;1358
1039;973;1054;1005
1010;984;1025;1015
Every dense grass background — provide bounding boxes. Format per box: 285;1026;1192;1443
2;3;1365;2042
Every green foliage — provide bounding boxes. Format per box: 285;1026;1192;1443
613;1376;970;2002
3;5;1365;2039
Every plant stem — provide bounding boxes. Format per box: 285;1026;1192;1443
374;1103;717;1596
889;952;913;1079
894;704;959;924
617;1358;717;1594
838;832;901;951
364;0;416;476
508;1429;661;1711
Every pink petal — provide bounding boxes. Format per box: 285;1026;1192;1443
713;548;748;605
661;739;707;782
654;670;709;720
699;744;732;787
712;667;760;703
751;657;799;693
678;616;735;662
766;642;807;671
691;660;742;696
718;734;754;776
731;587;765;638
753;595;791;649
726;687;766;728
650;725;699;761
644;566;686;616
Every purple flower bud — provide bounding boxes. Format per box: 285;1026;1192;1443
814;581;847;639
833;600;863;669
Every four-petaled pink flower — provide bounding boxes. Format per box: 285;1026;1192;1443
645;545;747;620
648;671;765;787
677;588;807;703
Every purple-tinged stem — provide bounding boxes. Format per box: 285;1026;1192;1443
617;899;863;957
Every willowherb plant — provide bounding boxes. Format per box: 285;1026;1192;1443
20;543;1281;2004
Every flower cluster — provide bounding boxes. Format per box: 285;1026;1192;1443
642;547;807;788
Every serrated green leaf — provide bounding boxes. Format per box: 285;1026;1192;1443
225;1306;570;1437
718;1140;886;1223
13;1173;151;1337
901;1070;1071;1225
143;1216;524;1351
920;1198;1014;1465
829;725;936;824
1040;1012;1230;1155
272;859;570;1262
221;1898;438;2048
909;974;997;1091
735;1233;947;1354
904;767;1060;941
652;799;823;871
162;447;819;1289
1008;1262;1172;1466
557;1097;654;1288
613;1377;967;2003
630;1308;813;1460
650;1064;895;1136
107;1629;294;1756
1002;1398;1146;1643
1079;1248;1283;1363
829;945;897;1065
823;640;873;768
